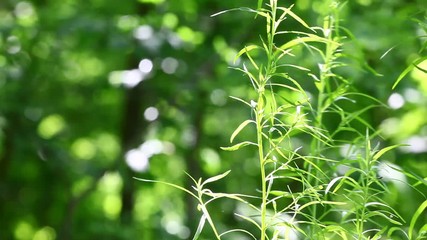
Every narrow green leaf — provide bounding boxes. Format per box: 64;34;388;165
365;211;402;225
298;200;346;212
371;227;388;239
229;96;252;107
418;224;427;239
269;190;292;198
234;213;262;230
387;227;409;239
276;63;310;71
414;64;427;74
325;176;345;195
199;204;221;239
277;5;310;29
230;119;255;143
278;35;335;52
393;56;427;89
372;144;407;161
134;178;198;199
211;7;264;17
192;214;207;240
409;199;427;239
257;0;263;10
220;141;257;151
203;170;231;185
220;229;257;240
234;45;259;64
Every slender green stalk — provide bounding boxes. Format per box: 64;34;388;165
255;96;267;240
256;1;278;239
307;7;341;238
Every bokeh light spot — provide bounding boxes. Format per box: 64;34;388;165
138;59;153;73
210;89;227;106
403;88;422;103
144;107;159;121
402;136;427;153
15;1;37;26
71;138;97;160
14;221;34;240
161;57;179;74
6;36;21;54
117;15;139;31
103;195;122;220
37;114;66;139
200;148;221;175
122;69;143;88
33;226;56;240
387;93;405;109
125;149;149;172
162;13;179;29
134;25;153;40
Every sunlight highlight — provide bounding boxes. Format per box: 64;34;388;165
138;59;153;73
144;106;159;121
125;139;175;172
161;57;179;74
388;93;405;109
133;25;153;40
122;69;143;88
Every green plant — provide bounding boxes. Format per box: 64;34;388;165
137;1;427;239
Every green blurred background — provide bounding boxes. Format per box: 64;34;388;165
0;0;426;239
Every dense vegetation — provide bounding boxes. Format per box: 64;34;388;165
0;0;426;239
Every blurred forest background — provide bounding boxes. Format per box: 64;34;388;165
0;0;426;239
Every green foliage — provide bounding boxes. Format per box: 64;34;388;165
1;0;426;239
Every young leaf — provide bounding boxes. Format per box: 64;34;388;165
277;5;310;29
234;213;262;230
203;170;231;186
257;0;263;10
393;56;427;89
278;34;335;52
409;199;427;239
134;178;198;199
235;45;259;64
325;176;345;195
192;214;207;240
372;144;407;161
220;229;257;240
220;141;257;151
230;95;252;108
230;119;255;143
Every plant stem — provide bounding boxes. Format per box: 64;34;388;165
256;95;267;240
257;1;279;239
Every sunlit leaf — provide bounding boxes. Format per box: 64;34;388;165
220;229;257;239
372;144;407;161
134;178;197;199
278;34;336;52
235;45;260;64
277;5;310;29
230;119;255;143
325;176;345;195
203;170;231;186
234;213;262;230
220;141;257;151
393;56;427;89
409;200;427;239
192;214;207;240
